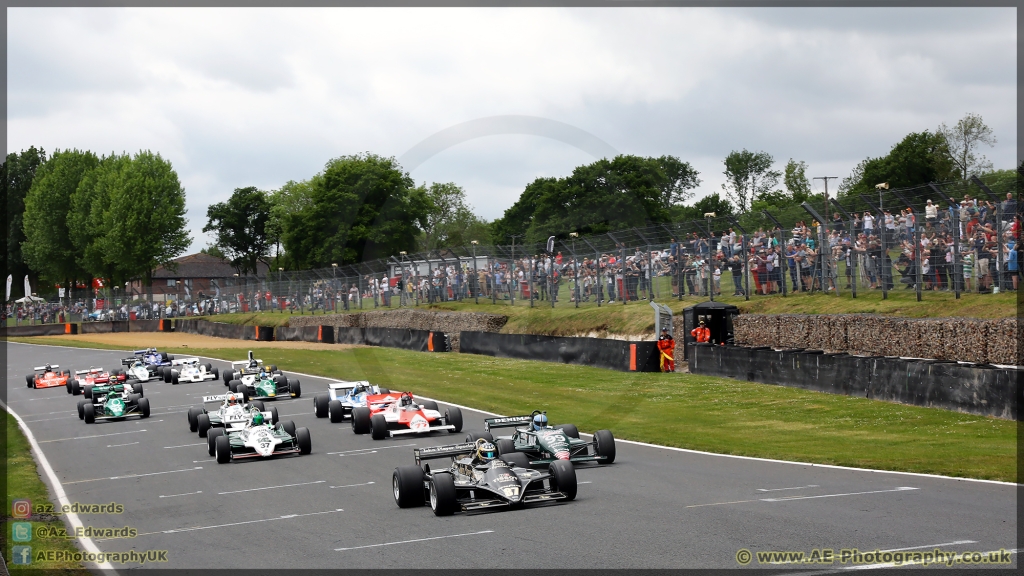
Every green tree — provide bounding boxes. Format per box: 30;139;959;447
200;244;227;259
655;155;702;209
280;153;428;267
840;131;954;198
22;149;99;286
418;182;490;251
2;146;47;289
671;192;735;222
938;113;996;180
203;186;272;275
783;159;811;203
489;178;550;245
267;178;318;267
68;153;131;284
721;150;781;212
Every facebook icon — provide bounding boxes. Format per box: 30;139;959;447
12;545;32;565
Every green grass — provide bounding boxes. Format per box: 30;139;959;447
16;337;1017;482
4;411;90;574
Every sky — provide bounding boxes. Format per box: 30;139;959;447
7;7;1017;251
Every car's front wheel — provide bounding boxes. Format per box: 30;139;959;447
215;434;231;464
429;473;458;516
351;407;371;434
197;414;211;438
296;427;312;455
549;460;577;501
594;429;616;464
370;414;387;440
393;465;425;508
207;428;224;456
328;400;344;423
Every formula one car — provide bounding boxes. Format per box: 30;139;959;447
207;410;311;463
476;411;615;466
69;367;126;397
189;393;279;437
221;350;279;385
120;358;156;382
26;364;70;389
228;368;299;401
164;357;220;384
352;392;462;440
134;348;175;376
77;380;149;423
392;439;576;516
313;381;392;423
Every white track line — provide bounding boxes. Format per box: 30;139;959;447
218;480;325;495
114;509;344;540
757;484;820;492
39;429;146;443
106;442;139;448
65;466;203;485
2;400;116;572
330;481;375;489
760;486;918;502
335;530;494;551
327;443;416;455
163;442;205;449
24;415;78;423
159;491;202;499
13;342;1018;486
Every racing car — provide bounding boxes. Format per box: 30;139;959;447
206;410;311;464
121;358;156;382
472;410;615;466
163;357;220;384
352;392;462;440
392;438;576;516
228;368;299;401
26;364;70;389
313;381;392;423
76;380;149;424
221;350;279;385
69;367;126;397
189;393;279;437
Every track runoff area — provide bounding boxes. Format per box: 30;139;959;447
4;342;1018;571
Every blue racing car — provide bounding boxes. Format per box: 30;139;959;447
313;381;393;423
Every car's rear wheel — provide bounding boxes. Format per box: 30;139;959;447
393;465;425;508
163;369;172;383
495;438;516;456
72;380;82;396
429;473;458;516
269;406;279;425
351;407;371;434
83;404;96;424
25;375;34;388
215;434;231;464
197;414;211;438
555;424;580;439
251;400;266;412
171;372;179;385
419;400;439;412
130;383;144;397
236;386;248;403
501;451;531;469
444;407;463;433
465;432;493;443
370;414;387;440
77;400;87;420
207;428;224;456
378;387;390;393
160;352;169;361
83;384;92;398
212;367;220;380
296;427;312;455
138;398;151;418
66;379;73;394
328;400;344;423
288;379;301;398
223;370;233;385
204;363;213;372
268;365;278;372
313;394;328;417
187;407;201;432
549;460;577;500
127;393;142;405
283;420;297;437
594;429;616;464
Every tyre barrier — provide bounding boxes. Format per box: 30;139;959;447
363;327;450;352
129;320;161;332
458;331;661;372
687;343;1020;420
274;325;336;344
1;323;76;337
80;321;129;334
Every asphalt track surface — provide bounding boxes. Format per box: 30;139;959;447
5;342;1018;570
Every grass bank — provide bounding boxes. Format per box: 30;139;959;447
15;337;1017;482
4;411;89;574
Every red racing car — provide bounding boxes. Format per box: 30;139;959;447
69;367;127;397
351;392;462;440
26;365;71;389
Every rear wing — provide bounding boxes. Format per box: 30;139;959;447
328;380;370;390
75;367;103;375
483;415;533;431
172;357;200;365
414;442;476;464
133;348;157;355
365;393;402;408
33;365;58;371
120;358;139;366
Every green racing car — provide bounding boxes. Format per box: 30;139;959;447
77;381;150;424
471;410;615;466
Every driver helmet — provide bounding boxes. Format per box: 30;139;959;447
251;412;264;426
226;393;239;406
475;438;496;462
400;394;414;408
259;369;267;379
532;412;548;431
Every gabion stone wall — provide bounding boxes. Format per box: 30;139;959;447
288;310;508;352
734;314;1018;365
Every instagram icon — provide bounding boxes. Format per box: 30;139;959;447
12;499;31;519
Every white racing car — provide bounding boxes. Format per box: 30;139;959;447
164;357;220;384
222;350;281;387
207;407;311;463
313;381;391;423
120;358;154;382
189;393;279;437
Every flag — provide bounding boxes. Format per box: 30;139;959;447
24;275;31;298
5;274;11;301
547;236;555;254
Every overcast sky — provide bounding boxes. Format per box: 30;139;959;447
7;7;1017;251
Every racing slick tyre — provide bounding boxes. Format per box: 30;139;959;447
139;398;151;418
500;451;531;469
393;465;426;508
130;383;144;397
215;434;231;464
83;403;96;424
25;375;34;388
83;384;92;398
495;439;517;456
296;427;312;455
251;400;266;412
229;380;241;393
465;432;493;443
63;369;70;376
555;424;580;439
188;407;202;432
160;352;169;361
204;363;213;372
171;372;179;385
78;400;87;420
429;473;458;516
328;400;345;423
66;379;73;394
370;414;388;440
212;367;219;380
71;380;82;396
283;420;297;437
164;368;173;383
594;429;616;464
288;379;301;398
313;394;328;418
269;365;278;372
445;407;463;433
127;393;142;405
269;407;280;425
420;400;439;412
379;388;390;393
207;428;224;456
351;407;371;434
197;413;211;438
236;387;248;403
549;460;577;501
223;370;234;385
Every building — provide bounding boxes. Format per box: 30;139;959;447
137;253;270;301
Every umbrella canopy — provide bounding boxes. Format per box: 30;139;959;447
15;295;45;304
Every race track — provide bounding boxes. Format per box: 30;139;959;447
5;342;1017;570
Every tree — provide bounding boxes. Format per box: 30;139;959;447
489;178;550;245
266;178;317;267
418;182;490;251
3;146;47;289
721;150;781;212
280;153;429;268
783;159;811;203
200;244;227;259
671;192;735;222
203;186;272;275
938;113;997;180
68;153;131;284
838;131;955;198
655;155;701;209
22;149;99;286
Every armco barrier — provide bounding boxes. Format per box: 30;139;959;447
459;332;660;372
688;344;1020;420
